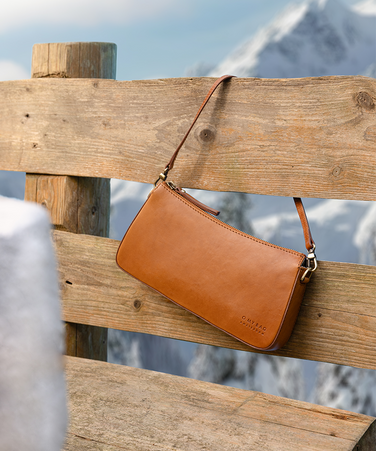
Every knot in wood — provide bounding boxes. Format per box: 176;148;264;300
357;92;374;110
133;300;142;311
332;166;342;177
196;125;216;144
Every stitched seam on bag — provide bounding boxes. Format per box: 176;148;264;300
268;267;304;350
116;187;157;264
161;183;305;263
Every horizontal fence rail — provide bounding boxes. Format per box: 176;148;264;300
1;76;375;200
54;230;376;370
65;356;376;450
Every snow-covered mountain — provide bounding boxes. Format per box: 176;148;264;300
209;0;376;78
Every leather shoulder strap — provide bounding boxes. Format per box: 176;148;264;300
294;198;315;251
165;75;235;172
162;75;315;253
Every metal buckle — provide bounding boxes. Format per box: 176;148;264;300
154;168;169;186
301;243;318;282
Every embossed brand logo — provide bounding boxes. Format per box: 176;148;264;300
240;316;267;335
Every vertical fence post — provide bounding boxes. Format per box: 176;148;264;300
25;42;117;361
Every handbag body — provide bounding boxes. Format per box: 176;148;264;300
116;76;317;351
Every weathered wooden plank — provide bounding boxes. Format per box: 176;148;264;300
54;230;376;369
25;175;79;231
31;42;117;79
25;175;110;360
25;43;116;362
63;356;376;451
1;76;375;200
25;175;110;235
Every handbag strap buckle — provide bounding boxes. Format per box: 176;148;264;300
154;167;169;186
301;244;318;283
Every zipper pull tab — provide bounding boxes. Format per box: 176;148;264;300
167;182;220;216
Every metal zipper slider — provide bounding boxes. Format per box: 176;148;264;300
166;182;220;216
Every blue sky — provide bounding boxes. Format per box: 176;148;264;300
0;0;361;81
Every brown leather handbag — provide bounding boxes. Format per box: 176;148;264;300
116;75;317;351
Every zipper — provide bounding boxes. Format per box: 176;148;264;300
164;181;305;261
166;181;220;216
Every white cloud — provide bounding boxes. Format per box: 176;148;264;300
0;0;180;34
0;60;29;81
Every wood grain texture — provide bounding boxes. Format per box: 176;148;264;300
53;230;376;370
25;175;78;231
1;76;375;200
76;177;110;236
26;42;115;361
31;42;117;79
63;356;376;451
25;176;110;235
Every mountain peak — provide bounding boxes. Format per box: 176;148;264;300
317;0;347;7
307;0;347;11
208;0;375;78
